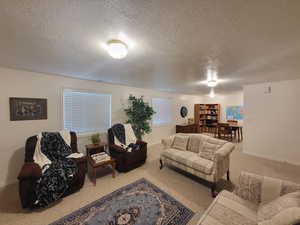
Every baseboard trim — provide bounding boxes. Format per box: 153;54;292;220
243;150;300;167
0;181;18;193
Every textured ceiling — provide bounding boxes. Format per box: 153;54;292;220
0;0;300;94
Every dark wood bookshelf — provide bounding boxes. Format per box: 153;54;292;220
194;104;220;131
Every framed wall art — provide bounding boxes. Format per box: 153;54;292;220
9;97;47;121
226;105;244;121
180;106;188;118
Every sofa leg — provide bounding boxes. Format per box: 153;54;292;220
159;159;163;169
211;183;217;198
227;170;230;181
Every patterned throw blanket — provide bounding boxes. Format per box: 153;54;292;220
111;123;140;152
34;132;78;208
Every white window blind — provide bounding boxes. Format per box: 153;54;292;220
63;90;111;133
152;98;173;125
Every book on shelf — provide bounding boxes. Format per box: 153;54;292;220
195;104;220;127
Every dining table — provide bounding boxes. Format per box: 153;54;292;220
198;123;243;142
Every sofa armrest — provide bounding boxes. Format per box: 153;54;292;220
18;163;42;180
136;140;147;151
73;156;87;173
212;143;235;181
234;171;300;205
72;156;86;164
215;143;235;161
109;144;127;153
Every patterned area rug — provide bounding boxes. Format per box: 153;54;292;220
50;178;194;225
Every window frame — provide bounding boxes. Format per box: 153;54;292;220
151;97;174;126
62;88;112;134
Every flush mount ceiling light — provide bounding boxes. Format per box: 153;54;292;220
106;39;128;59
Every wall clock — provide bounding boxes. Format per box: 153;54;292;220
180;106;188;118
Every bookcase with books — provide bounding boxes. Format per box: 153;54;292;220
194;104;220;131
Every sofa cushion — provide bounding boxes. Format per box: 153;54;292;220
199;137;227;161
162;148;214;175
257;191;300;222
187;135;207;153
258;207;300;225
172;135;189;151
198;190;258;225
187;135;201;153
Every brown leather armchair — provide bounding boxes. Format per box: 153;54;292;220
18;132;86;209
108;128;147;172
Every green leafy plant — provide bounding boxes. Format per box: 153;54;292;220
90;133;101;145
124;95;156;140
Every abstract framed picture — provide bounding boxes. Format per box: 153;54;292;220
9;97;47;121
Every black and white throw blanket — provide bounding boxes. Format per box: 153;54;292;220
33;132;78;208
111;123;140;152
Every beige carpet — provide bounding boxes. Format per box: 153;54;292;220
1;143;300;225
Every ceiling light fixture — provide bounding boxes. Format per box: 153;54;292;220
209;88;216;98
106;39;128;59
207;79;218;87
206;68;218;87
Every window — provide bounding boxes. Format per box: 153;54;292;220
63;90;111;133
152;98;173;125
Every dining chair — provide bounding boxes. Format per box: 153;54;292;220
217;123;233;141
227;120;239;141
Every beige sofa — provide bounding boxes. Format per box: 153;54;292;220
160;133;235;197
196;172;300;225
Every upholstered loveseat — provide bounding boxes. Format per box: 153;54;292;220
160;133;235;197
196;172;300;225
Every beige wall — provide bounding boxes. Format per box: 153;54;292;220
0;67;203;187
243;80;300;166
202;91;244;124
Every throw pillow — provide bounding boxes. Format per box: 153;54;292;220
172;135;189;151
258;191;300;222
187;136;201;153
199;138;226;161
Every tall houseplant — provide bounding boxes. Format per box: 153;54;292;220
124;95;155;140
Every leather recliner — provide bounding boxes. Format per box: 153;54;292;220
108;127;147;172
17;132;86;209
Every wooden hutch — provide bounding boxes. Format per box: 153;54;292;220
194;104;220;132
